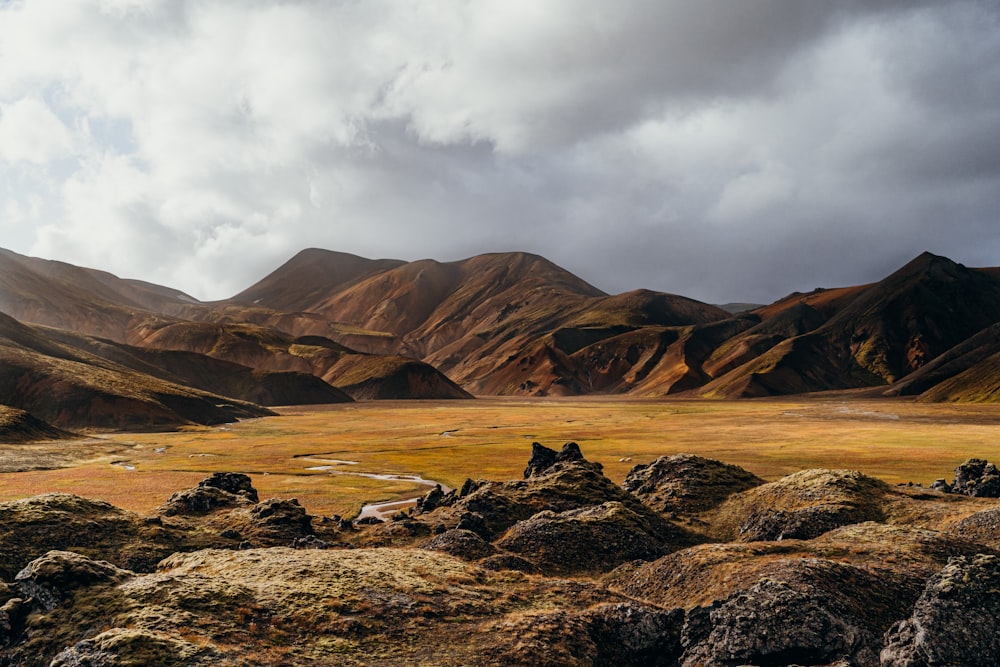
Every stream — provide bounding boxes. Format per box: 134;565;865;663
297;457;452;521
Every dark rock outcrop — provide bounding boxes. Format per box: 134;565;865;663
881;554;1000;667
524;441;591;478
678;558;900;667
711;469;889;541
950;458;1000;497
14;551;131;611
495;501;689;575
420;529;496;561
158;473;259;516
622;453;764;516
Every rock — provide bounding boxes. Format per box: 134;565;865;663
491;602;683;666
678;558;897;667
495;501;691;575
451;445;647;536
456;511;491;540
523;442;594;478
881;554;1000;667
930;478;951;492
622;453;764;515
950;458;1000;497
198;472;259;502
414;484;448;513
14;551;132;611
477;554;540;574
292;535;333;550
246;498;314;539
420;529;497;561
711;469;889;541
952;507;1000;544
0;597;27;647
524;442;558;478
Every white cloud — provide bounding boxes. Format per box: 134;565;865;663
0;0;997;303
0;97;73;163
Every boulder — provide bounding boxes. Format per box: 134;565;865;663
524;441;591;478
495;501;691;575
14;551;131;611
678;558;898;667
622;453;764;516
881;554;1000;667
420;529;496;561
711;469;889;541
158;473;259;517
950;458;1000;497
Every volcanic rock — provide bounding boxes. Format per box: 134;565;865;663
622;453;764;516
158;473;259;517
711;468;889;541
420;529;497;561
881;554;1000;667
495;501;689;575
14;551;132;611
950;457;1000;497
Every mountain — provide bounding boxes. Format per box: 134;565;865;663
230;249;733;395
701;253;1000;398
0;248;468;404
4;246;1000;407
0;405;73;443
0;312;272;430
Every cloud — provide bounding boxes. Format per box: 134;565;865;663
0;0;997;303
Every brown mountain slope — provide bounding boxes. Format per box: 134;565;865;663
0;312;272;430
40;327;353;407
701;253;1000;398
0;405;74;443
231;250;732;395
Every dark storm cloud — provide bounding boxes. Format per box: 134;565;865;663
0;0;997;304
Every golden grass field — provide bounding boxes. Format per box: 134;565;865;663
2;397;1000;518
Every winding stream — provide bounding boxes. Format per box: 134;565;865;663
297;456;452;521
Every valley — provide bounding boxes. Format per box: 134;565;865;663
2;397;998;518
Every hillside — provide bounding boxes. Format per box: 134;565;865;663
0;312;272;430
4;246;1000;403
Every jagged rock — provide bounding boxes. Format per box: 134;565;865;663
414;484;450;513
950;458;1000;497
477;554;540;574
881;554;1000;667
678;559;898;667
292;535;333;550
451;446;647;536
420;529;497;561
622;453;764;516
524;442;594;478
158;473;259;517
247;498;313;538
14;551;132;611
495;501;692;575
524;442;558;478
712;469;889;541
0;597;27;647
456;511;491;540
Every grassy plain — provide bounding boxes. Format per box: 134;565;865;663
1;398;999;518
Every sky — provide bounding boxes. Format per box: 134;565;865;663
0;0;998;305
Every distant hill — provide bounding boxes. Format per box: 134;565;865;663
3;246;1000;412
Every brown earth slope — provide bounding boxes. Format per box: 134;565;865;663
0;312;272;430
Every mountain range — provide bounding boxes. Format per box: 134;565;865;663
3;246;1000;435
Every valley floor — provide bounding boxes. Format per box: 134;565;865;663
2;397;999;518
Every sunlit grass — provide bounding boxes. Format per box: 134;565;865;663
2;397;1000;518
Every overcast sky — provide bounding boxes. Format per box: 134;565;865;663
1;0;998;305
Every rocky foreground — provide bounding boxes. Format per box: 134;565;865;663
1;448;1000;666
